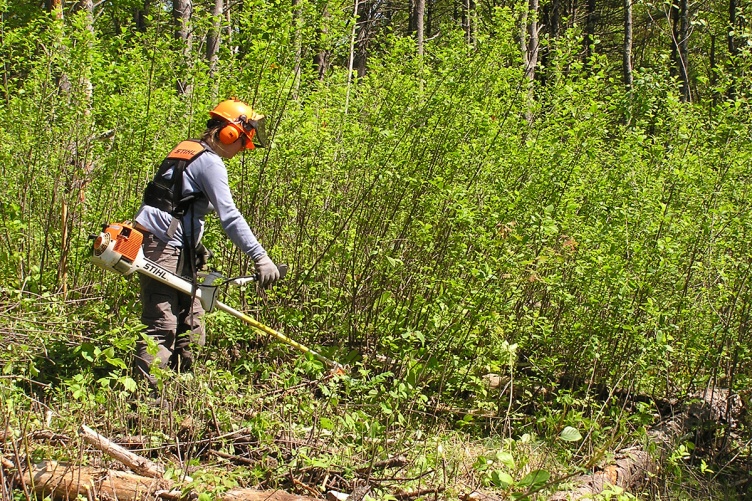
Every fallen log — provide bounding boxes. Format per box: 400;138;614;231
549;387;744;500
24;460;174;501
221;488;321;500
548;449;652;500
17;460;322;501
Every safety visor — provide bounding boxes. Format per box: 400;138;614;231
238;114;268;149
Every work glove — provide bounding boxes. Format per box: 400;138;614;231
195;243;213;271
254;253;280;288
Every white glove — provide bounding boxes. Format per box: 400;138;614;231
254;254;280;288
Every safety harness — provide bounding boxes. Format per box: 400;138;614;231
143;140;207;237
142;139;208;288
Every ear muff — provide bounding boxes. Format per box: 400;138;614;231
217;122;257;150
218;123;241;145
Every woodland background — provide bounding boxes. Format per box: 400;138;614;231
1;0;752;499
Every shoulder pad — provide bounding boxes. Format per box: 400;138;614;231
167;140;206;161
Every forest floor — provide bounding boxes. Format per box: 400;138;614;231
2;363;750;501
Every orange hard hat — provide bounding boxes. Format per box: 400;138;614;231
209;98;267;149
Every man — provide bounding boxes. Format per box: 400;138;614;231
132;98;279;394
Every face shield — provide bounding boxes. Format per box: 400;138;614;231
237;114;268;150
250;116;268;148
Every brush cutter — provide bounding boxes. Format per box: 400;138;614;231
90;222;345;374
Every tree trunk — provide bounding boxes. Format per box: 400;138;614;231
549;388;745;500
221;490;319;501
520;5;528;77
345;0;359;114
678;0;690;101
671;0;690;101
135;0;151;31
539;0;560;87
710;34;718;105
416;0;425;56
728;0;737;55
521;0;539;124
79;425;165;479
224;1;234;54
409;0;416;33
726;0;736;98
583;0;596;63
549;0;559;38
526;0;539;83
313;6;330;80
623;0;633;87
465;0;475;45
207;0;223;78
173;0;193;95
292;0;302;96
46;0;63;19
17;461;318;501
21;461;173;501
353;0;373;77
426;0;433;39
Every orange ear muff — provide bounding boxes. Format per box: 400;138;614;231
218;124;241;145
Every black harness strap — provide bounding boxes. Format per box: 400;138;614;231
143;140;207;221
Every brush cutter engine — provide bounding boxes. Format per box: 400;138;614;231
91;222;220;311
91;222;144;276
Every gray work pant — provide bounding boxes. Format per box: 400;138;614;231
134;233;205;391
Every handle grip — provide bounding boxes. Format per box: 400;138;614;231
212;263;289;286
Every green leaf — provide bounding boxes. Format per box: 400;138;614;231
491;469;514;487
496;451;515;469
386;256;403;267
560;426;583;442
121;376;137;393
79;342;96;362
319;417;334;430
518;469;550;488
106;357;127;369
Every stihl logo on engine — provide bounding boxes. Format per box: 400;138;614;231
143;261;168;279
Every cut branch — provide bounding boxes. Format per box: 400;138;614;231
79;424;165;478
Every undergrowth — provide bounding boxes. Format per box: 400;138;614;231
1;291;746;500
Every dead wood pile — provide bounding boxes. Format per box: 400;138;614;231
1;424;320;501
1;422;436;501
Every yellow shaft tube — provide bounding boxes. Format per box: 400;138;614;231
215;301;344;373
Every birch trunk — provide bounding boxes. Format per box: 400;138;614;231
416;0;425;56
623;0;633;87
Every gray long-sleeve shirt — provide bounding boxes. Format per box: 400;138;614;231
134;142;267;260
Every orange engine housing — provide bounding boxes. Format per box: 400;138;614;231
101;223;143;262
